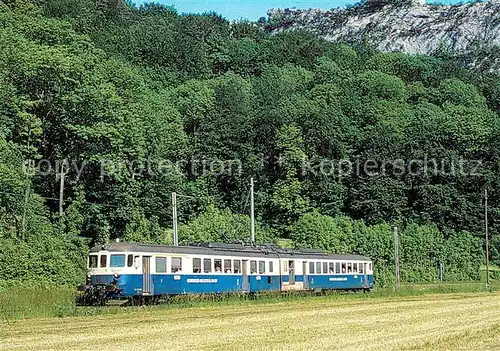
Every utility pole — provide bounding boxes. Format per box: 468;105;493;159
172;192;178;246
394;226;400;291
58;160;66;218
485;188;490;289
250;177;255;244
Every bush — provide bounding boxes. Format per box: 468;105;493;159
0;234;87;285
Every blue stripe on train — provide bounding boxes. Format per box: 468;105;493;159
92;274;374;297
307;274;374;290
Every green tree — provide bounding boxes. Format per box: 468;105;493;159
179;204;274;245
270;124;309;228
290;211;355;253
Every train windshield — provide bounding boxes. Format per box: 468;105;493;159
89;255;98;268
110;254;126;267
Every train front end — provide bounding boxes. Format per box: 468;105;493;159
77;247;137;305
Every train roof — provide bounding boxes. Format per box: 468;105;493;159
90;242;372;261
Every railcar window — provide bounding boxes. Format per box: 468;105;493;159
309;262;315;274
316;262;321;274
353;263;358;273
224;259;232;273
258;261;265;274
250;260;257;274
127;254;133;267
233;260;241;273
89;255;98;268
171;257;182;273
214;259;222;273
347;263;352;273
100;255;107;268
203;258;211;273
193;258;202;273
323;262;328;274
110;254;125;267
369;263;372;271
341;262;346;273
329;262;334;274
156;257;167;273
269;261;274;273
359;263;364;274
335;262;340;274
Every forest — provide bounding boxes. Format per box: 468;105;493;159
0;0;499;287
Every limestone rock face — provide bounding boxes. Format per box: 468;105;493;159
266;2;500;71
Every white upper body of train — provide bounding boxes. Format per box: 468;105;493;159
85;242;374;296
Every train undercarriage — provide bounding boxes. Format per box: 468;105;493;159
76;285;371;306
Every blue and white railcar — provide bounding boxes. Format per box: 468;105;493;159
78;242;374;304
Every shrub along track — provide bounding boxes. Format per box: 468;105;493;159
1;292;500;350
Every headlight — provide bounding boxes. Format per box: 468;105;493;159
87;274;91;279
113;272;120;278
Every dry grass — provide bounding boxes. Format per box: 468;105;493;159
2;292;500;350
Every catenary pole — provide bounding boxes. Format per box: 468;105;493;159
172;192;178;246
394;226;400;291
485;188;490;289
250;177;255;244
59;160;66;218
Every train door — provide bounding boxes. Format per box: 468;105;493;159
142;256;152;295
242;260;249;292
289;260;295;285
363;263;368;288
303;261;308;289
171;257;182;294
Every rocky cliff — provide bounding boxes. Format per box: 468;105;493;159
266;1;500;71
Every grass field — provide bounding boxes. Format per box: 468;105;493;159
2;291;500;350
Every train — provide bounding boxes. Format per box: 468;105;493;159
78;242;374;305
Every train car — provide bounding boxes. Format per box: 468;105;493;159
78;242;374;305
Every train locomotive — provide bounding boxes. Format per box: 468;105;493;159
78;242;374;305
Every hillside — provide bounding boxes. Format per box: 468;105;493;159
266;1;500;71
0;0;498;286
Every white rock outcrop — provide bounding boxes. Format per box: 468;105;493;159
267;2;500;70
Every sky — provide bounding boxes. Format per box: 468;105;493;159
132;0;468;20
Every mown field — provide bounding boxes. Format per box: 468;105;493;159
1;291;500;350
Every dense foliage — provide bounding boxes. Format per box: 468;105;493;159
0;0;498;286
